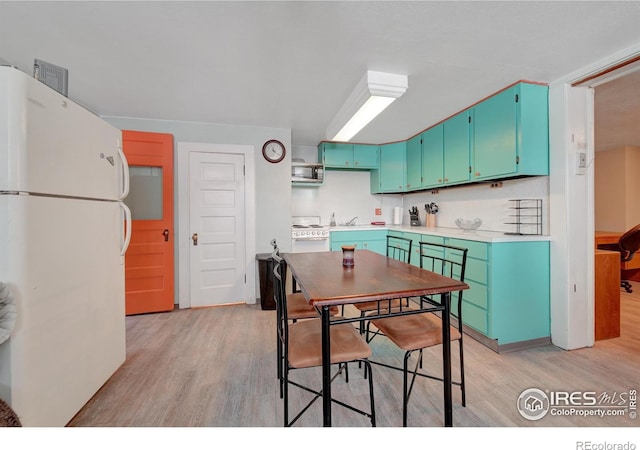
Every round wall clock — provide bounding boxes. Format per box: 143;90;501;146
262;139;286;163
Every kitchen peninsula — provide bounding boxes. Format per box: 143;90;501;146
329;224;550;353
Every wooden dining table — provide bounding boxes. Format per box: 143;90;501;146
282;249;469;427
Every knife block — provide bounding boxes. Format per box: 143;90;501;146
410;214;421;226
426;214;436;228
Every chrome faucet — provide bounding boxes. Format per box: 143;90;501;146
345;216;358;226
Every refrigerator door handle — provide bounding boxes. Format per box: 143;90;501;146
117;145;130;200
120;202;132;256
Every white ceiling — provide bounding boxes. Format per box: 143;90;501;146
1;1;640;148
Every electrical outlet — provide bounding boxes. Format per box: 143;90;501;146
375;208;382;216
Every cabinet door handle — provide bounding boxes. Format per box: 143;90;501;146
192;233;198;246
475;172;481;177
163;229;170;242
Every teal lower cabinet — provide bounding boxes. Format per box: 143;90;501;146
338;229;550;352
388;230;445;267
330;230;387;255
486;241;550;347
447;238;489;335
447;238;550;351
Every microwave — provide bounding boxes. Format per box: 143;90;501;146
291;161;324;184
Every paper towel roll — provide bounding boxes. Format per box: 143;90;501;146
393;206;402;225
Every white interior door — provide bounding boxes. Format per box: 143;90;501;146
189;152;246;307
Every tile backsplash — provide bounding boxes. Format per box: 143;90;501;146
292;170;403;226
402;176;549;234
291;145;550;234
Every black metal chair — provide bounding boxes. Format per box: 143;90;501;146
271;246;340;406
352;235;412;337
597;223;640;293
272;244;338;322
367;241;468;426
272;253;376;427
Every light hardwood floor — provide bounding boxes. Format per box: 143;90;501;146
68;283;640;427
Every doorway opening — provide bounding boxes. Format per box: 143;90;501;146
577;57;640;342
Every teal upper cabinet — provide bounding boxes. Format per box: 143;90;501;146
320;142;353;168
371;141;406;193
406;134;422;191
318;142;353;168
319;142;379;169
353;144;379;168
443;109;472;185
421;123;444;188
320;81;549;193
473;82;549;180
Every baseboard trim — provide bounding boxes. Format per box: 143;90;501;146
451;316;551;353
496;336;552;353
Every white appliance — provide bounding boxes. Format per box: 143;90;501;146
291;159;324;185
291;216;330;253
0;66;131;426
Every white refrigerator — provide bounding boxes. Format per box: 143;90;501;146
0;66;131;426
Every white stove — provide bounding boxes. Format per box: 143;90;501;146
291;225;330;240
291;216;331;252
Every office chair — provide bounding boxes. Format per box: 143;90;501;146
597;223;640;293
367;241;468;427
272;253;376;427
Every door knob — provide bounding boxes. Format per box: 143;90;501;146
163;229;170;242
192;233;198;246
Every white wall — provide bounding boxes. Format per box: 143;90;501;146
292;170;403;225
291;144;403;225
292;144;549;232
547;40;640;350
594;145;640;232
548;83;596;350
103;116;293;305
402;177;549;234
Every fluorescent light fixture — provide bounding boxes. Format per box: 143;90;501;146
326;70;408;142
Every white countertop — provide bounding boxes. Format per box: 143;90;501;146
328;224;550;243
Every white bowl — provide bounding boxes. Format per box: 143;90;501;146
455;218;482;230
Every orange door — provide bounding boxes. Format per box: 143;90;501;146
122;130;174;315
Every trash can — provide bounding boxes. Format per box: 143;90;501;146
256;253;276;310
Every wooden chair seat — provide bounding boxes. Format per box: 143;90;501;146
370;309;461;352
288;318;372;369
287;292;338;321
